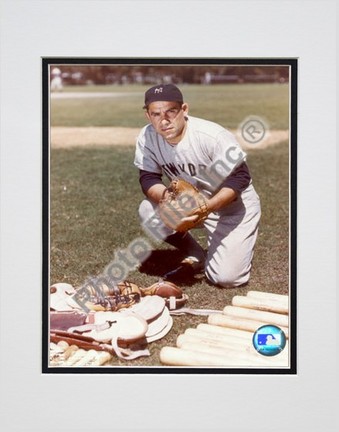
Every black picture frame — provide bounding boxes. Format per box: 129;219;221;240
42;57;297;374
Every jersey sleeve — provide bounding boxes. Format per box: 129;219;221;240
139;170;163;195
134;125;163;174
220;162;251;193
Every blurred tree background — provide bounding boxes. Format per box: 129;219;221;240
50;64;289;86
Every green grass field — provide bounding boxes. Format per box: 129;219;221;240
49;83;291;367
51;83;289;129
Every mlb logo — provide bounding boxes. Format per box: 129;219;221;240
257;333;281;346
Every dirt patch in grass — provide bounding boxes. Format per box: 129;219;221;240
50;127;289;150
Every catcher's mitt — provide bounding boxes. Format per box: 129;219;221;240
73;277;142;312
158;178;209;232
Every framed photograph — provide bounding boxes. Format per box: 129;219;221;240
1;1;336;431
42;58;297;374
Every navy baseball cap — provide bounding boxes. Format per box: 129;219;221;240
143;84;184;108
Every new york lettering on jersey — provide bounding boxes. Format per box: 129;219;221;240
134;116;247;194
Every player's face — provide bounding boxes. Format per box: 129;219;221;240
146;101;189;144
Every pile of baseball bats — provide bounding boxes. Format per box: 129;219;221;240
50;339;113;367
160;290;289;367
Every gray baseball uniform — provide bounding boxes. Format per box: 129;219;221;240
134;115;261;287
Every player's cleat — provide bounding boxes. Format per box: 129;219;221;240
162;256;205;281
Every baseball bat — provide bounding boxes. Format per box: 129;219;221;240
57;340;69;350
177;333;253;351
178;333;289;360
208;313;265;332
62;345;79;360
159;346;256;366
197;324;290;350
160;346;288;367
177;332;288;363
178;341;288;366
65;349;87;366
232;295;289;314
50;345;79;366
223;306;289;328
75;349;98;366
208;313;289;338
183;328;252;346
91;351;112;366
197;323;253;340
246;291;288;302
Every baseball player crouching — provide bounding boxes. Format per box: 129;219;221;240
134;84;261;288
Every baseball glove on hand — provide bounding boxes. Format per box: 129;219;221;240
158;178;209;232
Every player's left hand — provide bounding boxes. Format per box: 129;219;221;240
158;178;209;232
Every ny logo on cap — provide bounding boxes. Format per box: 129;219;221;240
154;87;163;94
